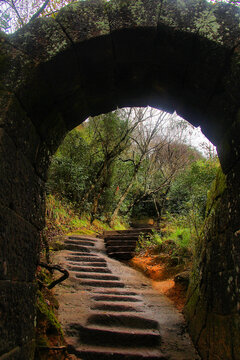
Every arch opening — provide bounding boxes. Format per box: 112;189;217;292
0;0;240;358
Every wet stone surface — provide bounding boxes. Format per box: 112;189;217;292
53;234;200;360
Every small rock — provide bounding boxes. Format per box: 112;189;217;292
174;271;190;286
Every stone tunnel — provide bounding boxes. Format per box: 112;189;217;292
0;0;240;358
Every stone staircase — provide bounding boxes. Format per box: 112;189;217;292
103;228;157;260
54;234;200;360
62;235;165;359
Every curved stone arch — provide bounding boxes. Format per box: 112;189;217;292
0;0;240;358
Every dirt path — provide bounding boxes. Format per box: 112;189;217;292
53;234;200;359
129;255;188;311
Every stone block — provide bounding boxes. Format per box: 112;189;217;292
14;151;45;229
107;0;160;63
56;0;110;44
217;119;240;174
159;0;240;48
0;205;39;281
0;37;56;123
34;141;52;181
76;36;117;116
0;281;36;355
9;17;70;63
107;0;161;30
40;47;86;112
31;110;67;155
0;129;45;229
56;1;117;115
0;91;40;165
0;34;36;92
207;313;239;360
0;129;15;210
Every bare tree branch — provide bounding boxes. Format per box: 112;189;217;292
10;0;23;26
29;0;50;22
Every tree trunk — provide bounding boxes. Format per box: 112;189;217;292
152;195;161;226
110;162;142;226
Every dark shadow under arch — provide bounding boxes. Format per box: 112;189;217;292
0;0;240;358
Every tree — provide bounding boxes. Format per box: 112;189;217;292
110;108;170;225
47;106;218;227
110;111;200;224
82;108;153;221
167;158;219;218
47;127;91;204
0;0;76;32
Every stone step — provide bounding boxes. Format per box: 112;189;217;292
66;256;106;263
91;294;141;302
91;303;142;312
79;280;125;288
68;324;161;348
68;252;98;257
106;245;136;253
92;290;138;296
69;236;97;242
68;343;165;360
65;239;95;247
105;235;140;241
105;240;137;247
66;245;91;252
103;228;156;235
72;262;108;268
76;273;119;281
87;314;159;330
68;266;111;273
107;252;135;260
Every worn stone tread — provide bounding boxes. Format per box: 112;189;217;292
87;313;159;329
75;273;119;281
92;290;138;296
105;236;139;241
65;239;95;247
106;252;135;260
66;244;92;251
70;262;108;268
91;303;142;312
68;266;111;273
79;280;125;288
67;342;166;360
66;256;106;262
106;245;136;253
106;240;137;246
69;236;97;241
69;324;161;347
67;252;98;257
91;294;142;302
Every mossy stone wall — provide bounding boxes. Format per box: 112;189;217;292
0;0;240;358
185;162;240;359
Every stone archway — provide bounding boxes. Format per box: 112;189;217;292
0;0;239;358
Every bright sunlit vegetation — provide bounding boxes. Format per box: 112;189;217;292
44;107;219;266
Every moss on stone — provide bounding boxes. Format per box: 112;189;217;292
205;167;227;216
36;290;63;336
50;240;66;251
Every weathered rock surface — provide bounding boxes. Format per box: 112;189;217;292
103;228;156;260
0;0;240;358
53;234;200;359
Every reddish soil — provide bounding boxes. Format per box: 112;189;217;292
130;253;187;311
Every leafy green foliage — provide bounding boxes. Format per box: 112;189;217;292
47;128;90;205
167;159;219;217
0;0;79;32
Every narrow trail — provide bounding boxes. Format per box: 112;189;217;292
53;235;200;360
